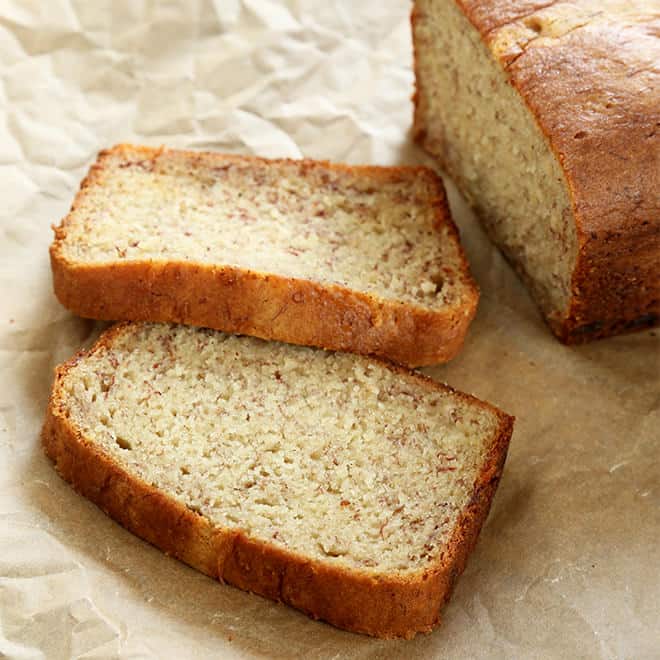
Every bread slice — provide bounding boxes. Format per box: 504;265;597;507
43;322;513;639
412;0;659;342
50;144;479;367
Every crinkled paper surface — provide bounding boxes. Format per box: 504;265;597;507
0;1;658;658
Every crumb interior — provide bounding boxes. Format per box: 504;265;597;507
60;324;499;574
59;148;467;307
414;0;578;320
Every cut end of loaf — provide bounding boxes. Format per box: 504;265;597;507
50;144;479;367
43;322;513;638
412;0;577;328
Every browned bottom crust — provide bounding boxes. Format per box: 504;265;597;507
554;310;659;344
50;258;478;367
556;247;660;344
42;329;513;639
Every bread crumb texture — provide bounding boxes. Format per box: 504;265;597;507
59;146;464;308
413;0;577;319
59;324;501;574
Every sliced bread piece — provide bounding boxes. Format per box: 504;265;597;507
412;0;659;342
43;322;513;639
50;144;479;368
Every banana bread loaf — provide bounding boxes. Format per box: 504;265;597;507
412;0;659;342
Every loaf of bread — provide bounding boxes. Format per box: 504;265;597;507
412;0;659;342
50;144;479;367
43;322;513;639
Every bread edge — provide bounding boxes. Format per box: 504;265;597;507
50;144;479;368
410;2;660;344
42;321;514;639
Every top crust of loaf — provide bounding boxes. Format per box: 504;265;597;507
50;144;479;367
413;0;660;342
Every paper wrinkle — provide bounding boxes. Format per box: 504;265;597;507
0;0;658;658
0;522;121;660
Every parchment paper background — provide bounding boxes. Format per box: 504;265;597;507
1;1;658;658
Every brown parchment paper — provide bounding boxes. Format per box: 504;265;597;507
1;1;658;658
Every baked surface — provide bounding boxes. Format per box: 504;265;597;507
50;144;479;366
42;322;513;639
413;0;659;342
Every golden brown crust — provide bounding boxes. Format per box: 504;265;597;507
42;322;513;639
50;145;479;368
412;1;660;343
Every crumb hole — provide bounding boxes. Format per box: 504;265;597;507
430;272;444;292
116;436;132;450
525;17;543;34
